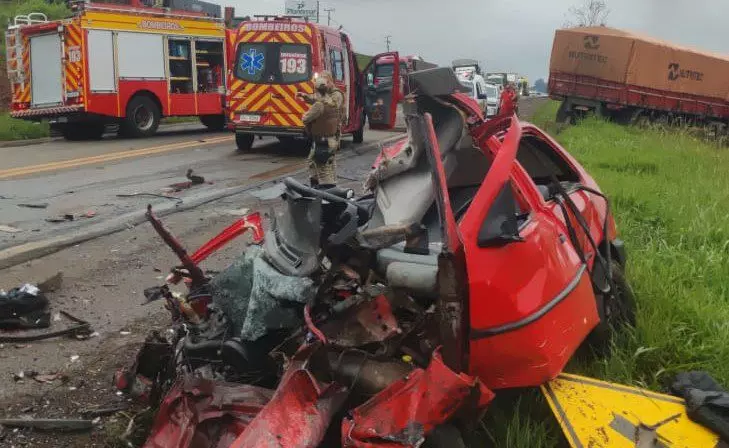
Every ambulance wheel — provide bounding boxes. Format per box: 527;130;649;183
200;114;226;131
121;95;160;138
587;263;636;354
236;132;254;152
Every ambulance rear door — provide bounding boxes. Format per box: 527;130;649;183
363;51;400;130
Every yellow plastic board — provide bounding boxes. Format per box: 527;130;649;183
542;373;723;448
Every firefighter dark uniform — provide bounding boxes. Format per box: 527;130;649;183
300;72;345;187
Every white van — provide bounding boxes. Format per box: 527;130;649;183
457;72;500;117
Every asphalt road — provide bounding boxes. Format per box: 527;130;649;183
0;123;399;252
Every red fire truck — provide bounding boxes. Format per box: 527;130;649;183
6;1;228;140
226;16;400;151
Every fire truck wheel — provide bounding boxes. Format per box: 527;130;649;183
235;132;255;152
200;115;226;131
122;96;160;138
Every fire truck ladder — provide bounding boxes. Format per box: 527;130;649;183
5;13;48;87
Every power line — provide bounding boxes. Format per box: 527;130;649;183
324;7;335;26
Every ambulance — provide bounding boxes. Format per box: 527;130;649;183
227;16;401;151
6;0;228;140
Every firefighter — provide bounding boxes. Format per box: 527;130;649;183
297;72;346;187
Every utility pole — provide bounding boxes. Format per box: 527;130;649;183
324;7;335;26
385;35;391;52
316;1;320;23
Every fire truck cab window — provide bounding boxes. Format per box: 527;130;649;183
235;43;311;85
330;49;344;81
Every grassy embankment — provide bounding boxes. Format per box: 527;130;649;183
0;0;70;140
481;100;729;447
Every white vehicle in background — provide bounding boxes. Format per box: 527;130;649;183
483;82;500;116
456;71;500;117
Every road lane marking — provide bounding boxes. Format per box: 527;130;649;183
0;136;233;180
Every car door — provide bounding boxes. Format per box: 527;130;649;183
403;108;471;372
457;118;600;390
362;52;401;130
515;129;603;266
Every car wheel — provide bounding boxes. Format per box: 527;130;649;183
587;262;636;354
236;132;255;152
200;114;226;131
121;95;160;138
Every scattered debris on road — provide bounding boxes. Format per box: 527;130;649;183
0;283;93;342
0;283;50;330
186;168;205;185
38;272;63;293
17;203;49;209
45;214;75;223
0;418;94;433
0;224;23;233
116;192;183;205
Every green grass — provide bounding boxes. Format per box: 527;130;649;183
0;0;71;54
485;101;729;447
355;53;373;71
0;113;48;140
162;116;199;124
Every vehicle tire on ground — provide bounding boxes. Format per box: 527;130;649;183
586;262;636;354
120;95;160;138
200;114;226;131
630;109;651;129
556;101;572;124
236;132;255;152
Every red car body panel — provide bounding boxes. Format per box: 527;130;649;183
375;96;615;389
341;350;494;447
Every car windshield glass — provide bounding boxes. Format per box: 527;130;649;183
375;63;394;78
234;42;311;84
486;85;499;99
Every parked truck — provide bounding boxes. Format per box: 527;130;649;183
549;26;729;131
6;0;228;140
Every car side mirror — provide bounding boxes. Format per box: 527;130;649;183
477;93;488;100
478;182;524;248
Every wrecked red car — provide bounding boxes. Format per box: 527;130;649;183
132;67;634;447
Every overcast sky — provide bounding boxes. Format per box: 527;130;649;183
214;0;729;83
